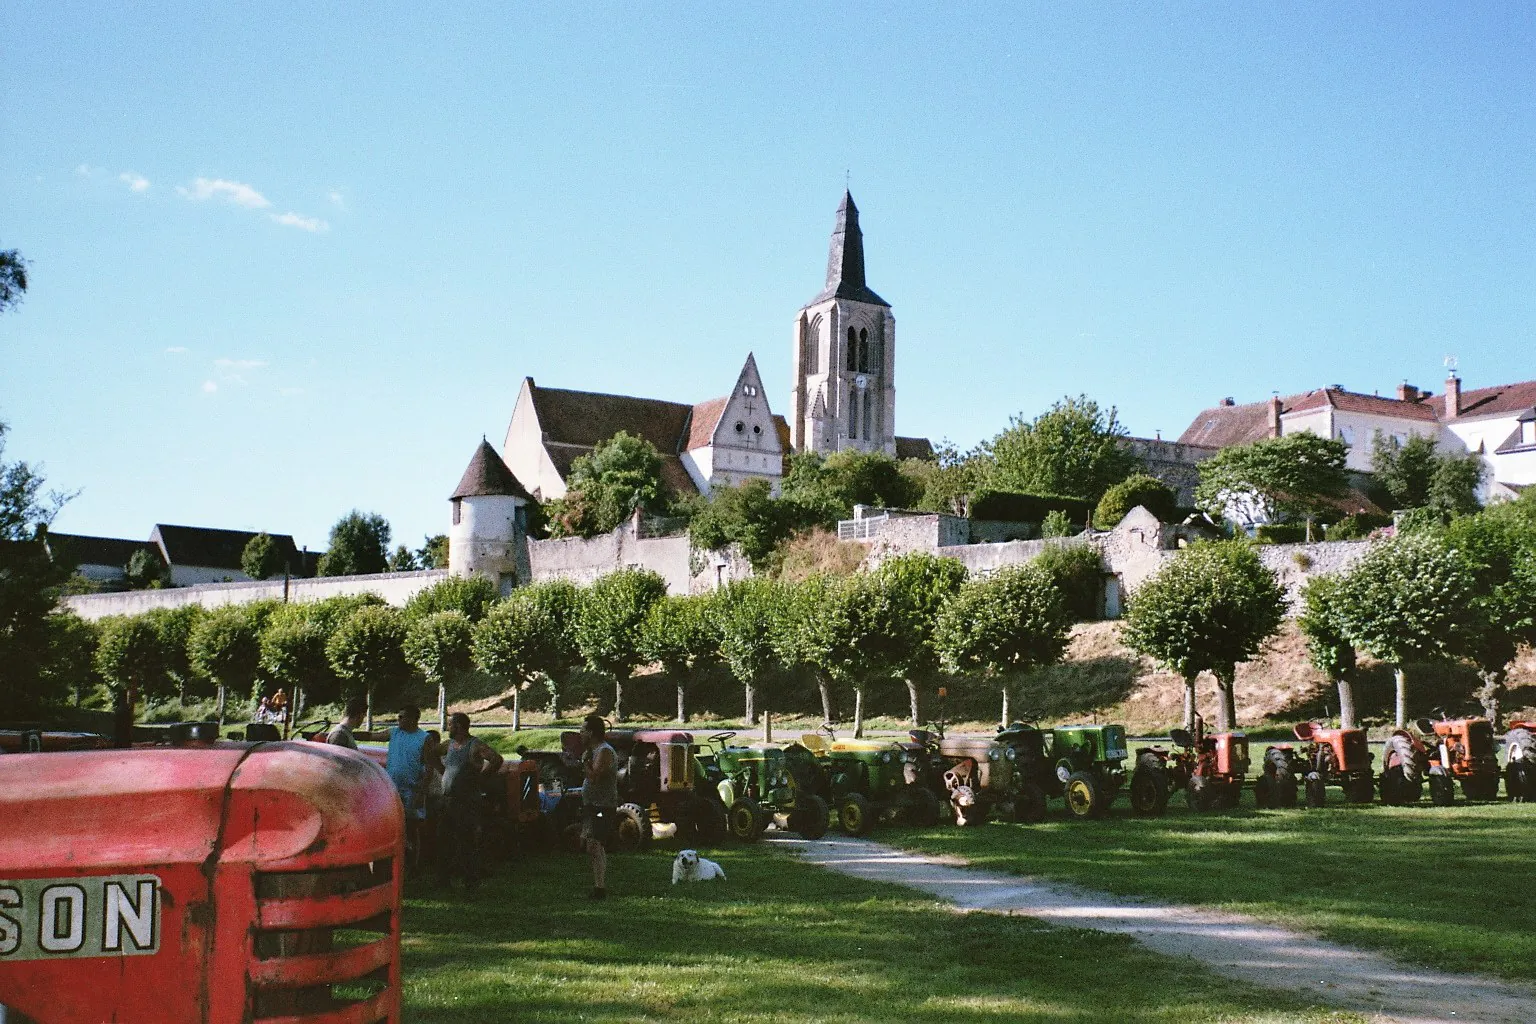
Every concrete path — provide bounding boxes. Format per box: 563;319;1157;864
768;834;1536;1024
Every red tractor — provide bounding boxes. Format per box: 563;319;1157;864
1136;716;1250;812
0;729;404;1023
1417;715;1501;803
1262;722;1375;807
1506;720;1536;802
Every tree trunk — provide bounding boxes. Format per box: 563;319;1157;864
744;683;756;726
1182;674;1196;731
613;676;624;723
1213;666;1237;733
437;682;447;729
1475;669;1505;730
293;687;306;728
906;679;920;729
179;679;187;707
1000;686;1010;730
512;685;522;731
365;686;374;732
1394;666;1407;729
1336;676;1357;730
216;683;227;726
676;682;688;724
817;676;833;726
853;686;865;739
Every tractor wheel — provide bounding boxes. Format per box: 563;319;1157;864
686;796;729;845
1304;774;1327;809
1186;775;1218;813
1507;762;1533;803
612;803;653;853
1344;775;1375;805
1461;775;1500;802
1428;773;1456;807
906;787;942;828
838;793;874;836
1380;765;1421;806
791;794;830;840
1012;783;1048;824
1274;773;1298;809
1254;774;1275;809
1063;772;1104;819
1129;765;1170;817
728;799;765;842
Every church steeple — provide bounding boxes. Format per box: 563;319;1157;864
811;191;889;307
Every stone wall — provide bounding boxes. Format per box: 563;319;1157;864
1121;436;1217;506
1257;540;1373;608
63;569;449;621
966;519;1036;543
526;526;693;595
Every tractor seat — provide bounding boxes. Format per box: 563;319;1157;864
799;733;829;753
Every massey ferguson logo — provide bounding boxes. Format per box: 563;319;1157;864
0;875;161;961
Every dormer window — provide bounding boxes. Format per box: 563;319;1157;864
743;384;758;397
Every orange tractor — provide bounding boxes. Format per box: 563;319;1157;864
1136;716;1251;811
1506;720;1536;802
1417;714;1501;803
0;727;404;1023
1260;722;1375;807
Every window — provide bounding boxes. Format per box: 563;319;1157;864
734;420;745;433
863;390;874;441
848;388;860;438
452;498;462;525
857;328;869;373
846;327;857;371
743;384;758;397
1524;420;1536;445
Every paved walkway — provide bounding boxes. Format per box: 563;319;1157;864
768;834;1536;1024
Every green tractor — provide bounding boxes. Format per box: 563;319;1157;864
997;720;1146;819
700;732;830;841
799;728;942;835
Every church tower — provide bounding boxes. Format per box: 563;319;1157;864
790;192;896;456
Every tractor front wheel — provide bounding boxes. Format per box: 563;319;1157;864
1428;773;1456;807
1304;775;1327;809
1380;764;1422;806
838;793;874;835
1012;783;1048;824
906;787;942;828
687;796;728;845
1461;775;1500;801
1344;775;1375;805
1063;772;1104;819
1507;762;1533;802
612;803;653;853
790;794;829;840
1129;766;1169;817
1186;775;1218;813
728;799;765;841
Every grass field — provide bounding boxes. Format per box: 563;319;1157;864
400;845;1365;1023
886;798;1536;985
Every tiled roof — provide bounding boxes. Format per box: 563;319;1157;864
1433;379;1536;421
773;415;791;452
684;397;728;452
1177;397;1290;448
150;524;299;571
895;436;935;461
451;439;530;500
529;384;695;454
45;532;162;570
544;443;700;497
1288;389;1439;421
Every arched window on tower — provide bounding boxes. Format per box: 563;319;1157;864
848;383;860;439
804;314;822;374
863;390;874;443
857;328;869;373
846;326;857;371
872;330;883;375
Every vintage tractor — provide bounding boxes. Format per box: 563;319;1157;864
1505;720;1536;802
1263;722;1375;807
1044;724;1133;819
799;729;942;835
700;732;830;841
603;727;729;847
1138;716;1249;812
1415;715;1501;803
993;721;1055;820
910;728;1043;825
0;728;110;754
0;731;404;1023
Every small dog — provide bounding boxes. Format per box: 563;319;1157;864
671;848;726;885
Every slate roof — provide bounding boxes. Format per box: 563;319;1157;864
150;524;300;572
1431;379;1536;421
451;439;531;500
44;532;163;570
806;192;889;308
895;436;935;461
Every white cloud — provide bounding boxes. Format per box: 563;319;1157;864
202;380;218;393
269;211;328;232
119;171;150;193
327;189;345;208
75;163;101;177
165;346;188;354
179;177;270;209
212;357;267;386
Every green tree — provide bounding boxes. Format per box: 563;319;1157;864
326;605;411;729
95;615;170;711
39;612;99;709
188;604;262;724
911;441;990;516
1032;542;1105;622
572;567;667;721
547;431;669;538
712;576;788;725
317;510;391;576
1040;509;1075;538
1370;433;1484;522
145;604;206;703
1121;540;1285;731
637;594;719;723
241;532;287;580
0;249;27;312
473;596;572;728
987;395;1135;503
259;611;337;718
784;574;880;734
124;548;169;589
417;534;450;569
868;553;969;727
386;545;419;572
774;574;840;725
1442;508;1536;726
404;573;498;623
779;449;919;529
1093;473;1179;529
406;610;476;727
935;564;1072;727
1195;432;1349;537
688;478;790;567
1297;575;1360;728
0;421;75;704
518;580;584;716
1333;532;1478;728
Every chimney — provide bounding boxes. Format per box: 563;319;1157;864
1267;394;1282;438
1444;372;1461;419
1219;397;1235;407
1397;381;1420;402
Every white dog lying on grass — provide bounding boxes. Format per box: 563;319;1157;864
672;849;726;884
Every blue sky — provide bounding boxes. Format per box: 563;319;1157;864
3;3;1534;552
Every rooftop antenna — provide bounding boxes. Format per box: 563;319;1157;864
1443;355;1459;378
845;169;850;191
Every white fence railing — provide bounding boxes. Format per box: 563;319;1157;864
837;514;889;541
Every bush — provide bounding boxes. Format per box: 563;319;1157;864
1033;543;1103;621
1325;513;1392;541
1093;473;1179;529
970;490;1093;525
1041;510;1076;538
1254;523;1306;544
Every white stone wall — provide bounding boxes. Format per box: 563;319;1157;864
527;525;693;595
62;570;449;621
449;493;527;590
1257;540;1373;608
502;378;568;501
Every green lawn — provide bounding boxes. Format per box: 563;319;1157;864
400;845;1363;1023
885;799;1536;985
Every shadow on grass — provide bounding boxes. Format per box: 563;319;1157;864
400;844;1361;1023
1272;660;1484;724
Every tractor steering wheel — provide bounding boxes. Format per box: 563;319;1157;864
709;731;737;744
294;718;331;740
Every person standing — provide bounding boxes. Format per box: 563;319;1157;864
438;712;502;891
579;714;618;900
387;705;438;869
327;698;368;748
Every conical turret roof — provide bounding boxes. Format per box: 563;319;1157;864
450;439;530;500
807;191;888;307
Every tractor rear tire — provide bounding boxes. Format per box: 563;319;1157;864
1254;773;1275;809
1304;775;1327;809
791;794;830;840
612;803;653;853
1274;773;1298;808
1461;775;1500;802
1428;773;1455;807
1345;775;1375;805
728;799;765;842
1186;775;1218;813
688;796;729;845
906;787;942;828
1129;765;1170;817
838;793;874;836
1507;761;1533;802
1380;765;1422;806
1063;772;1104;819
1012;783;1048;824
